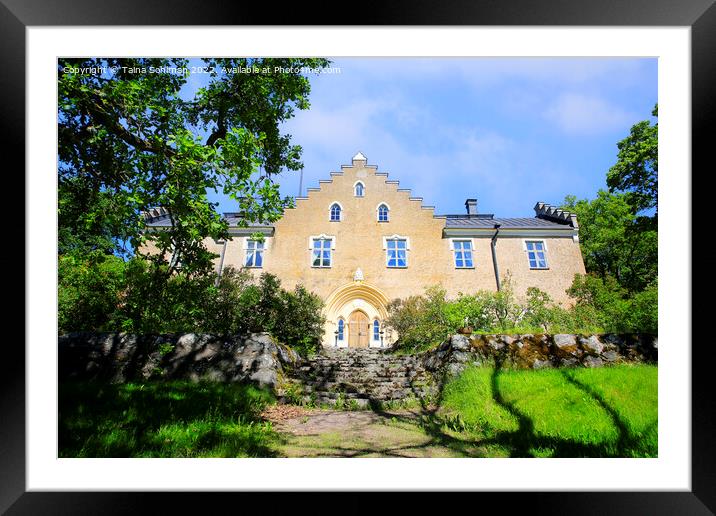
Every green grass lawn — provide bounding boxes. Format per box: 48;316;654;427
439;364;658;457
59;381;280;457
59;364;657;458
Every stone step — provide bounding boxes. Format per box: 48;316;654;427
288;351;434;402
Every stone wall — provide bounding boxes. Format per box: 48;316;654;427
58;332;301;390
422;333;658;378
59;332;657;402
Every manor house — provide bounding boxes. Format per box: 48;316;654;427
144;153;586;349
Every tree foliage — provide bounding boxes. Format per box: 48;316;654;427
606;103;658;218
567;274;657;334
563;191;657;292
58;259;326;356
58;57;330;272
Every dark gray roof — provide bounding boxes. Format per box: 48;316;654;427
145;214;172;227
444;216;571;229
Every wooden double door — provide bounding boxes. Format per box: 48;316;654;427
348;310;370;348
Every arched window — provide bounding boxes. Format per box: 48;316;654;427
354;181;365;197
373;320;380;341
378;204;389;222
330;203;341;221
337;319;345;341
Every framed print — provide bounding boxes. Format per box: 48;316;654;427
4;0;715;513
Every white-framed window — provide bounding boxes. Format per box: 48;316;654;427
337;318;345;341
310;235;334;267
524;240;549;269
330;202;342;221
244;239;265;268
383;235;409;268
373;319;380;341
377;203;389;222
451;239;474;268
354;181;365;197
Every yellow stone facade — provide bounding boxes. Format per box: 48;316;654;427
144;153;586;348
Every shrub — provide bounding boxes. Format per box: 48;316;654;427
201;266;256;335
385;272;656;350
567;273;654;333
59;257;325;356
110;258;215;334
385;285;450;353
444;291;495;332
483;274;526;332
276;284;326;357
624;279;658;334
58;252;126;334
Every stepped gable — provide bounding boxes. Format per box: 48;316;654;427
287;152;437;213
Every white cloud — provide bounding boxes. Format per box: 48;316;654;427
543;93;637;135
279;86;572;217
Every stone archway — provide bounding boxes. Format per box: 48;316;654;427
323;282;393;348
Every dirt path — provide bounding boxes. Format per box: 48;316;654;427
261;406;484;458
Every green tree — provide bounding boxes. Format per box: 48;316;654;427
607;103;658;218
563;190;657;292
567;273;656;333
58;57;330;273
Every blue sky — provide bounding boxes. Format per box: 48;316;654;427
198;57;657;218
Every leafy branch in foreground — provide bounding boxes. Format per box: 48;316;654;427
59;57;331;274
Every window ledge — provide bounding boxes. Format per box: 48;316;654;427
529;267;550;270
387;266;409;269
455;266;476;269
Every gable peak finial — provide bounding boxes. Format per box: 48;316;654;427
352;151;367;163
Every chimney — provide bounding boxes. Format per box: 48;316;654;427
465;198;478;215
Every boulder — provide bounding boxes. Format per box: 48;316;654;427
553;334;577;348
502;335;516;346
249;368;279;388
579;335;604;355
485;336;505;350
582;355;604;368
532;359;552;370
601;350;620;362
450;334;472;351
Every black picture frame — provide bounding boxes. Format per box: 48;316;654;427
3;0;713;513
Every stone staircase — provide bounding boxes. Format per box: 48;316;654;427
288;348;434;407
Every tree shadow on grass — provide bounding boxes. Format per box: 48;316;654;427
368;358;657;458
366;364;487;457
559;369;657;457
58;381;281;458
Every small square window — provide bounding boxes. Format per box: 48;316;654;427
386;239;407;267
453;240;474;268
525;241;548;269
245;240;264;267
312;238;332;267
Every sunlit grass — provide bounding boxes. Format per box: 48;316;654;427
440;364;657;457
